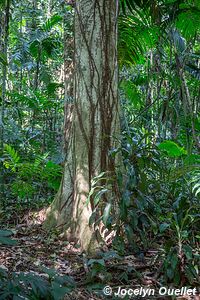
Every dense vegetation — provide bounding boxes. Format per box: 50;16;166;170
0;0;200;299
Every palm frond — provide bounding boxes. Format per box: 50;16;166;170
118;15;159;66
176;8;200;39
185;64;200;80
42;14;62;32
0;51;7;65
0;0;6;9
120;0;151;14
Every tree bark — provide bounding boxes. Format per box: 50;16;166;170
0;0;10;205
63;5;74;153
45;0;120;253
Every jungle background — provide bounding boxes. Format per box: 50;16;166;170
0;0;200;299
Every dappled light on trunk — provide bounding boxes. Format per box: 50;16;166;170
44;0;121;253
0;0;200;297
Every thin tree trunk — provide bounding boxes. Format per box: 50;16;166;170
175;53;200;152
0;0;10;204
45;0;121;253
0;0;10;150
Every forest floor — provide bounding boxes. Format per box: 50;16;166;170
0;209;199;300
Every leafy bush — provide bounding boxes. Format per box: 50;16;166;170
0;268;76;300
88;124;200;285
2;144;62;207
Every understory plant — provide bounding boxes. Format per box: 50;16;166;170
0;267;76;300
88;125;200;285
2;144;62;209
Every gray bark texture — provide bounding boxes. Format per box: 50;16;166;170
45;0;121;253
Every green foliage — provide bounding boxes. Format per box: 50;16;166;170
42;14;62;32
0;229;17;246
3;145;62;205
190;170;200;196
161;202;200;284
28;13;62;61
0;268;76;299
176;7;200;39
3;144;20;172
118;15;159;66
0;0;200;291
120;79;143;108
120;0;151;14
87;171;114;229
158;140;187;157
86;251;122;285
89;119;200;284
0;0;67;214
0;52;7;66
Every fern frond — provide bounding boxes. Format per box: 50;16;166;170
33;153;49;170
42;14;62;32
3;144;20;172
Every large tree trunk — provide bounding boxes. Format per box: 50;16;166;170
45;0;120;253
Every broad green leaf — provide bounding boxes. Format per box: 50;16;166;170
158;141;187;157
0;230;13;237
183;245;193;260
159;223;170;233
171;253;178;270
88;259;105;266
51;282;71;300
0;237;17;246
94;189;108;205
